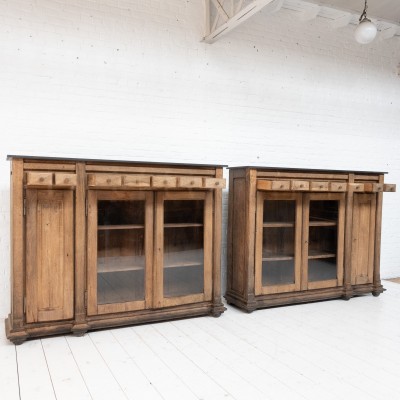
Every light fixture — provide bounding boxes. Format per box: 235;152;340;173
354;0;377;44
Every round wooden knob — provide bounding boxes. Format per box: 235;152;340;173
280;185;284;189
338;186;342;190
300;184;304;188
39;177;44;182
319;185;323;188
106;179;111;184
163;180;168;184
64;178;70;184
190;181;194;185
215;182;220;186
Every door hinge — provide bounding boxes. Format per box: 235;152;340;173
84;291;88;310
85;197;88;217
23;297;26;314
23;198;26;216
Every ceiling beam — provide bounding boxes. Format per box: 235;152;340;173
203;0;277;43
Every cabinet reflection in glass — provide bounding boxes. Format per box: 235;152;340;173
163;200;204;297
97;200;146;304
262;200;296;286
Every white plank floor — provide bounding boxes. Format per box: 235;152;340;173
2;281;400;400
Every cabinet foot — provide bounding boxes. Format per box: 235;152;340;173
71;323;89;337
5;317;28;345
210;304;226;317
372;284;384;297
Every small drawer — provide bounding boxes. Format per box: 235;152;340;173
26;172;53;186
291;180;309;191
257;180;272;191
383;183;396;192
364;183;384;193
178;176;203;188
349;183;364;192
87;174;122;187
54;173;77;187
329;182;347;192
271;180;290;191
123;175;151;188
310;181;329;191
152;176;177;188
203;178;226;189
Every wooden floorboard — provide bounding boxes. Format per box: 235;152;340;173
2;280;400;400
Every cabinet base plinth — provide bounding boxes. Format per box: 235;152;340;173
5;301;226;343
226;285;385;312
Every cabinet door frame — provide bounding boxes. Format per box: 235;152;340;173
351;193;376;285
25;189;74;323
255;192;302;295
154;191;213;308
303;193;345;291
87;190;153;315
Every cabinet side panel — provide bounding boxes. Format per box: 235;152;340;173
231;178;246;295
351;194;376;285
26;190;74;323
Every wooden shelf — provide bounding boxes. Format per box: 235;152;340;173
263;222;295;228
98;224;144;230
164;223;203;228
98;250;204;273
262;253;294;261
309;218;337;227
308;250;336;259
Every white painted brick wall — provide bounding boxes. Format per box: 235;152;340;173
0;0;399;316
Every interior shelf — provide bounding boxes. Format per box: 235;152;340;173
164;223;203;228
309;219;337;227
308;250;336;259
98;250;203;273
98;224;145;230
263;222;295;228
262;252;294;261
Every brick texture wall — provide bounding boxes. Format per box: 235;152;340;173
0;0;399;315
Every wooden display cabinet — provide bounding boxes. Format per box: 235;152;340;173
5;156;226;344
226;167;396;312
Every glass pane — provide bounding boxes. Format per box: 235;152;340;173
264;200;295;223
308;200;338;282
163;200;204;297
262;200;296;286
164;200;203;224
262;260;295;286
98;200;144;226
97;200;145;304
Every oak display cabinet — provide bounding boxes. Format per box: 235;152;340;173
226;166;396;312
5;155;226;344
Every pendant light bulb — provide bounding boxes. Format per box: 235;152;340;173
354;0;377;44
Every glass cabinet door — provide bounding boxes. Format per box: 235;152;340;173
255;193;302;295
154;192;212;308
302;193;345;290
87;191;153;315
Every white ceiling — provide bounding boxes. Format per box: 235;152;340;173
313;0;400;23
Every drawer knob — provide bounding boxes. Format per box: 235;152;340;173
107;179;111;184
338;186;342;189
190;181;194;185
280;185;284;189
215;182;220;186
64;178;70;184
319;185;323;188
300;184;304;188
163;180;168;184
39;177;44;182
136;180;140;184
